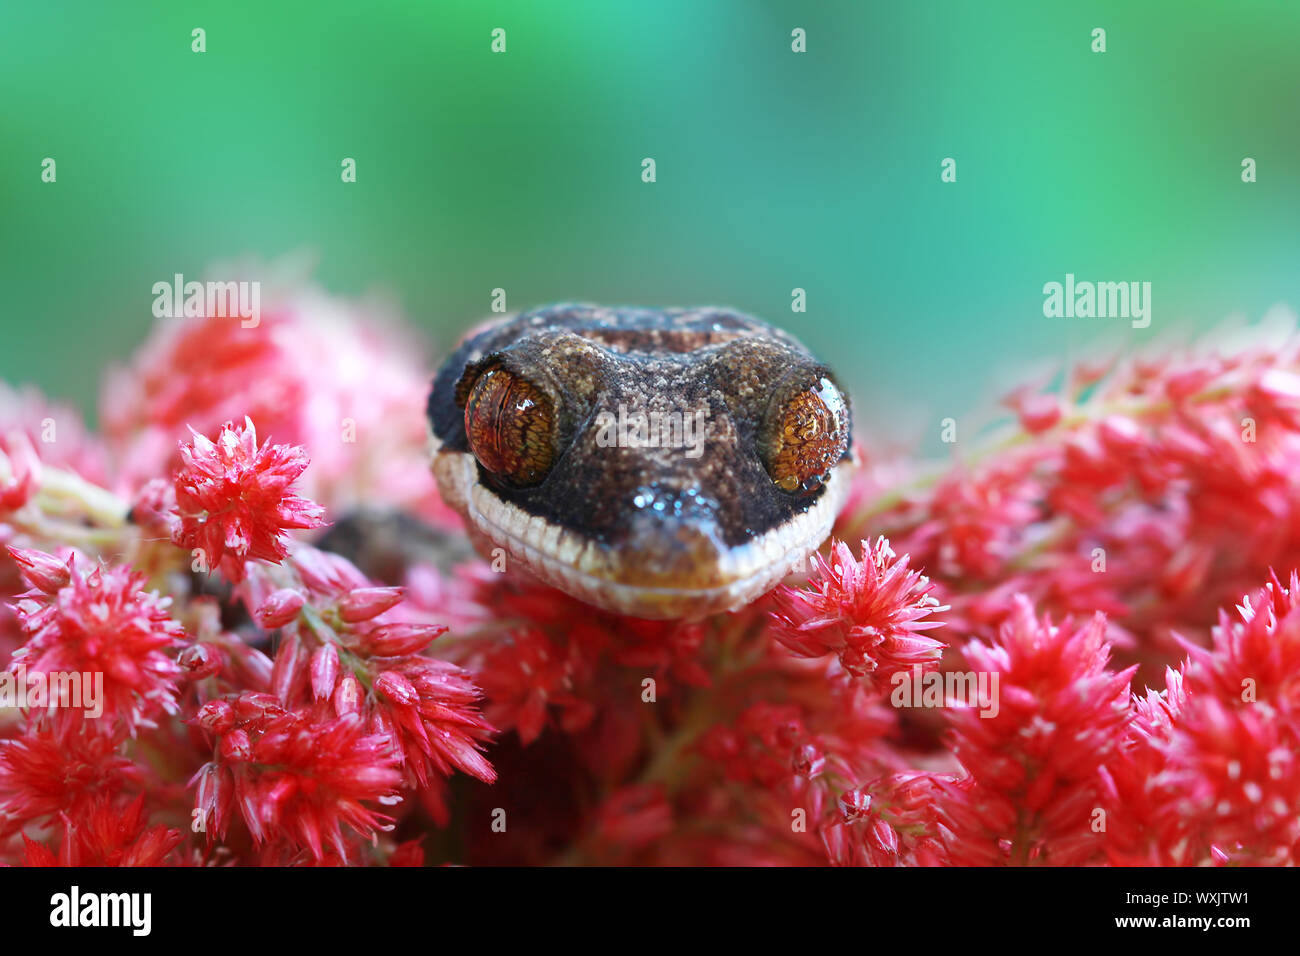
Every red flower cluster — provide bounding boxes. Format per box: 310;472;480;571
846;325;1300;679
100;275;455;524
186;534;498;858
241;547;496;803
170;418;326;582
0;725;140;836
771;536;947;689
7;549;187;733
19;795;181;867
192;696;402;863
1129;572;1300;864
1;370;493;863
934;599;1135;866
4;274;1300;867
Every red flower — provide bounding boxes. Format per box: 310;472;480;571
904;466;1041;581
372;658;496;789
1143;572;1300;864
172;417;326;582
821;772;955;867
771;537;948;689
475;626;598;745
193;696;403;862
0;722;142;834
935;597;1135;865
0;383;109;488
0;430;40;513
1156;695;1300;864
1183;569;1300;711
20;794;181;867
698;703;810;790
1101;667;1188;864
7;549;187;733
100;278;456;525
234;547;496;810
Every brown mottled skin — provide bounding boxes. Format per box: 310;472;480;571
427;304;851;585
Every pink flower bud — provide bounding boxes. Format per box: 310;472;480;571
311;643;340;701
227;642;274;692
129;478;180;538
1015;393;1062;434
792;743;825;778
178;643;222;680
838;787;872;821
271;633;306;703
869;818;899;856
195;699;235;734
220;729;253;762
338;587;404;623
6;547;70;594
374;670;419;708
233;692;285;724
333;674;362;716
293;546;369;594
193;763;229;838
255;588;305;629
1072;359;1109;387
0;432;41;512
360;622;447;657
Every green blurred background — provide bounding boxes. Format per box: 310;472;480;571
3;0;1298;444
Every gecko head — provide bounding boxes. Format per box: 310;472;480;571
426;304;853;619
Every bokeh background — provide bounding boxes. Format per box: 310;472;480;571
3;0;1299;448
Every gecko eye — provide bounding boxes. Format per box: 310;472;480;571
463;366;556;487
759;377;850;495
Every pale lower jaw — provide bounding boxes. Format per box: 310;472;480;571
432;449;852;620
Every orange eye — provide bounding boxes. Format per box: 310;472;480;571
463;367;556;487
761;378;849;494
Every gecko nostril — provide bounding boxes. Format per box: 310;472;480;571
628;485;720;522
623;486;730;584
